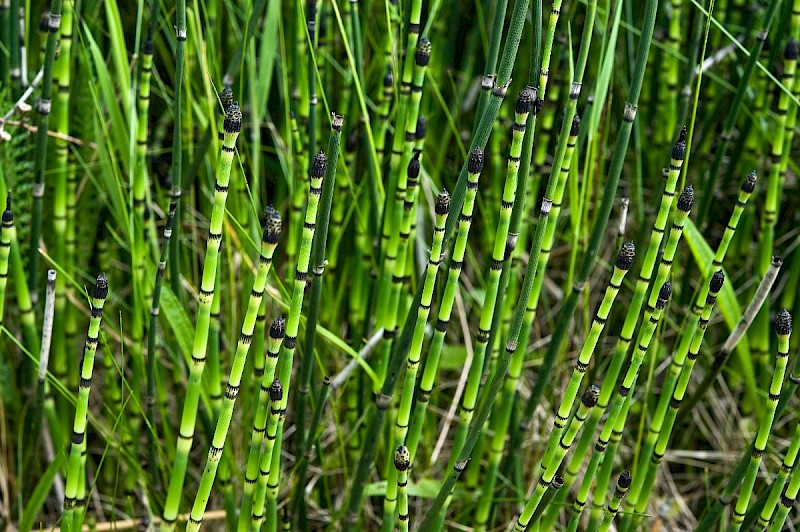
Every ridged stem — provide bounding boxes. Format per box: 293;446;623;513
186;209;282;530
620;272;725;532
161;103;243;528
238;318;285;532
61;274;108;532
730;312;792;531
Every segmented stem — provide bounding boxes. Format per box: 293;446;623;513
161;103;242;528
61;274;108;532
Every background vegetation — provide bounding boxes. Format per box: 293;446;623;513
1;0;800;529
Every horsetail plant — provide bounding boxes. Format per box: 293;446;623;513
619;270;725;532
294;113;344;521
185;207;281;531
383;152;432;530
389;188;449;456
512;385;600;530
387;149;483;530
520;0;659;433
564;282;672;532
162;101;242;529
755;422;800;529
587;186;693;526
260;147;329;527
730;310;793;531
672;171;759;426
525;242;635;505
404;148;484;464
251;378;283;528
679;256;780;426
443;86;536;506
344;3;538;518
238;316;285;531
543;139;693;526
595;471;632;532
61;273;108;532
374;37;430;394
528;474;565;526
416;0;663;506
767;463;800;532
395;445;411;532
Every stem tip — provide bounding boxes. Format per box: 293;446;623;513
270;316;287;339
263;205;282;244
710;269;725;293
312;151;327;178
223;102;243;134
468;148;484;174
394;445;410;471
582;385;600;407
776;309;792;336
615;241;635;270
270;379;283;402
677;185;694;212
435;189;450;215
94;273;109;300
742;171;757;193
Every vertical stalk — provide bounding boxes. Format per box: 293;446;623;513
730;311;793;531
294;113;344;458
168;0;186;297
238;317;285;531
521;0;661;431
259;149;329;527
146;201;177;488
620;271;725;532
61;274;108;532
694;0;780;227
161;103;242;529
395;446;410;532
30;0;64;304
186;209;282;530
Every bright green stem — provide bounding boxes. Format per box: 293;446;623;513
383;191;449;526
251;381;283;528
620;273;724;532
255;149;327;527
402;152;484;511
752;422;800;529
345;0;532;515
595;472;631;532
294;115;343;455
238;319;285;532
569;284;671;532
441;90;535;515
767;445;800;531
186;214;281;530
513;387;599;530
730;314;792;531
161;105;242;528
521;0;661;428
673;173;757;421
529;247;634;510
61;275;108;532
294;116;343;517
